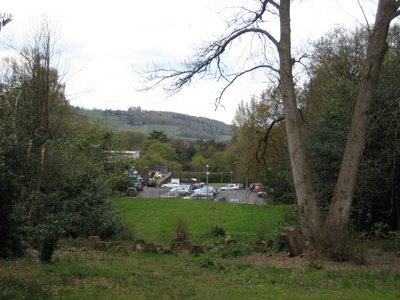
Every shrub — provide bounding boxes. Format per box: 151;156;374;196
271;226;286;252
173;217;190;241
210;225;225;237
305;259;325;270
256;220;268;241
0;152;25;259
31;223;62;264
199;258;225;270
210;244;252;258
372;222;390;239
316;226;367;265
388;231;400;250
278;208;300;229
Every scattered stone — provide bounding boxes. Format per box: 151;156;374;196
143;243;157;253
115;245;127;253
191;245;204;254
171;239;191;250
156;245;164;254
94;241;108;251
179;241;192;255
171;241;180;250
180;243;204;255
131;239;146;252
109;241;124;249
88;235;101;247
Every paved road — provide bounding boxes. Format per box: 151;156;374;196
137;186;266;205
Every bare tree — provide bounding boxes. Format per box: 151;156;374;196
0;13;12;32
141;0;400;243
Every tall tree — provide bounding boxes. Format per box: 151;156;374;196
148;130;169;143
326;0;400;230
306;25;400;231
142;0;400;243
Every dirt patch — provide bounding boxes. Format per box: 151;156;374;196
236;250;400;271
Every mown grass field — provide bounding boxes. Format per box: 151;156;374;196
113;197;286;246
1;198;399;300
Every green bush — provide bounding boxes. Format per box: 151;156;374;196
0;151;25;259
388;231;400;250
210;225;225;237
199;258;225;270
210;244;252;258
29;223;62;264
271;226;286;252
173;217;190;241
316;227;367;265
256;220;268;241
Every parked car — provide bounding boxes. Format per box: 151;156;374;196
254;185;264;193
190;183;205;190
133;180;144;191
160;191;180;198
146;177;156;187
257;191;265;198
219;183;239;191
188;186;218;199
229;199;240;203
250;183;262;191
171;186;191;196
161;182;179;188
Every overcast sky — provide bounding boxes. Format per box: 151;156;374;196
1;0;379;124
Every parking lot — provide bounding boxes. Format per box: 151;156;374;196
138;186;266;205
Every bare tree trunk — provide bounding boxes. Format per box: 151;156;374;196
278;0;320;239
327;0;400;230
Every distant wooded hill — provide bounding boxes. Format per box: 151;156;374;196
74;107;232;142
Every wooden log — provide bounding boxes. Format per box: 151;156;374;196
280;226;305;257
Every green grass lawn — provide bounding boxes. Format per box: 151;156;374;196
114;197;286;246
1;198;399;300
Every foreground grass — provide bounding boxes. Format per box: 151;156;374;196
1;198;399;299
1;251;399;300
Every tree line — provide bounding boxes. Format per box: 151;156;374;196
98;108;231;140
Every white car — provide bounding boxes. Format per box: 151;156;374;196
219;184;239;191
161;182;179;188
171;186;191;196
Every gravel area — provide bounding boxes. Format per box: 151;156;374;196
236;249;400;271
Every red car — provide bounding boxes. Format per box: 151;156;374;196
254;185;264;193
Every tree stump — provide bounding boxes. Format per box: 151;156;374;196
280;226;305;257
131;239;146;252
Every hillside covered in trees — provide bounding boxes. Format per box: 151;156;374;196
74;107;232;141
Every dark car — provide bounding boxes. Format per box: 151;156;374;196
146;177;156;187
